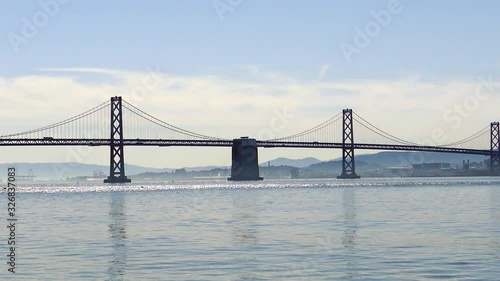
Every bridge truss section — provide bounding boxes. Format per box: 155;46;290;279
104;96;131;183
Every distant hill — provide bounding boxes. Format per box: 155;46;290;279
304;151;487;174
261;157;321;168
350;151;487;167
306;160;378;173
184;166;227;172
0;162;231;181
0;152;487;180
0;162;171;180
306;151;488;174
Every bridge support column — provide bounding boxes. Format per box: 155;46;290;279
105;96;131;183
337;109;360;179
228;137;263;181
491;122;500;176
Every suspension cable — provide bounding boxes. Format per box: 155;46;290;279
441;125;490;147
0;101;109;138
268;113;342;141
122;100;227;140
353;112;419;145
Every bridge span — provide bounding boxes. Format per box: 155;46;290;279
1;96;499;182
0;138;493;156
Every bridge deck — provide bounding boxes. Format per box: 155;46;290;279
0;138;494;156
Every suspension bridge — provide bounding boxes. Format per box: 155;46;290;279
1;96;499;182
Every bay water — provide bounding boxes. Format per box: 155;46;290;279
2;177;500;280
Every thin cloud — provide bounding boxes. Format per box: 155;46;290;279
37;67;120;74
318;64;329;80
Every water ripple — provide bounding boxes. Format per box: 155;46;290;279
9;177;500;193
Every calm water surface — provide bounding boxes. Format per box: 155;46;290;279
3;177;500;280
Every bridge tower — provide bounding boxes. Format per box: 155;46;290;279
228;137;263;181
104;96;131;183
491;122;500;175
337;109;360;179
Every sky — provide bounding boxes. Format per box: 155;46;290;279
0;0;499;171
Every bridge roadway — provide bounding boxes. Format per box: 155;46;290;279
0;138;494;156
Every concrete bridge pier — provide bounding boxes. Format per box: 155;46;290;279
228;137;263;181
